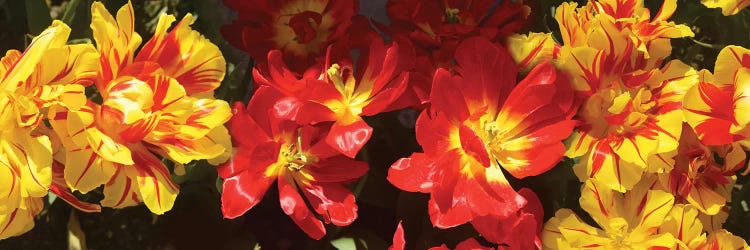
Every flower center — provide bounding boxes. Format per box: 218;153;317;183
445;8;461;24
281;130;316;172
288;11;323;44
583;87;655;138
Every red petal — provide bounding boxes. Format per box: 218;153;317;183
217;140;280;179
306;156;368;183
300;182;359;226
458;123;491;167
430;68;469;122
454;238;493;250
278;177;326;239
389;221;405;250
325;117;373;158
220;162;276;219
388;153;438;193
415;110;456;156
428;197;472;229
452;37;519;114
465;168;526;219
470;188;543;249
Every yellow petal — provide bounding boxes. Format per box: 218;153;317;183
20;44;98;97
506;32;556;73
701;0;750;15
100;168;139;209
543;208;611;249
49;104;134;165
1;132;53;198
580;180;621;227
661;204;707;249
177;98;231;140
2;21;70;91
128;149;179;214
715;46;750;85
90;1;142;84
63;146;116;194
0;155;21;214
205;125;232;166
0;197;42;239
136;13;226;95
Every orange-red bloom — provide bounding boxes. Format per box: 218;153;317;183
219;86;368;239
253;38;413;158
222;0;357;72
385;0;530;104
388;37;575;228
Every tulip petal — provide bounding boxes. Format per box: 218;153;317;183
136;14;226;95
278;177;325;239
129;148;179;215
220;161;277;219
325;117;372;158
388;153;437;193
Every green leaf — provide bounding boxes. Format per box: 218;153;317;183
61;0;83;25
331;237;358;250
25;0;52;35
47;193;58;205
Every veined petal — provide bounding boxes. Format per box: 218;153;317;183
542;209;611;249
683;81;737;145
128;148;179;215
576;140;645;192
0;197;42;240
2;20;70;90
686;182;728;216
135;13;226;95
506;32;556;73
90;1;142;85
0;155;21;214
1;133;53;198
661;204;706;249
63;145;116;194
21;44;98;94
50;161;101;213
697;229;750;249
627;188;675;235
0;50;21;80
100;168;140;209
554;2;589;47
177;98;231;140
715;46;750;84
580;180;620;228
49;103;134;165
701;0;750;15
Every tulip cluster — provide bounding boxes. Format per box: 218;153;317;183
4;0;750;248
220;0;750;248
